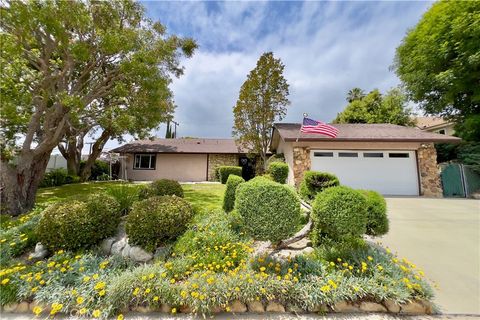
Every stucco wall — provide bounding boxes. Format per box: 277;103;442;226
207;154;239;181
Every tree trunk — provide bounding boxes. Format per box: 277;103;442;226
1;152;51;216
58;134;84;176
79;130;111;181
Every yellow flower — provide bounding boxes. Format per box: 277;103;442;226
170;278;176;284
94;281;106;290
234;287;240;292
207;277;215;284
98;290;106;297
145;288;151;294
133;287;140;296
259;267;266;272
92;273;99;280
83;276;91;282
377;265;384;271
367;256;373;261
76;297;85;305
79;308;87;315
226;306;231;312
117;314;124;320
171;307;177;314
56;250;64;255
320;285;331;292
1;278;10;285
148;273;155;279
153;296;159;302
92;309;101;318
33;306;43;316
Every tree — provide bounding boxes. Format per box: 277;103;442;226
0;0;196;215
394;1;480;123
333;88;415;126
346;87;365;103
233;52;290;171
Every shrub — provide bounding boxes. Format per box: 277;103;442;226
267;161;289;184
222;175;245;212
235;178;301;242
266;153;285;165
37;194;120;251
138;179;184;199
299;171;340;201
97;173;110;181
126;196;193;251
81;159;110;180
106;184;140;215
218;166;243;184
39;168;68;187
359;190;389;236
311;186;367;244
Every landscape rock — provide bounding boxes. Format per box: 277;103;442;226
286;238;311;250
308;304;328;313
160;304;171;313
111;238;127;255
286;303;304;313
301;246;314;255
179;305;192;313
121;243;132;258
333;301;360;313
359;302;387;313
29;243;48;261
14;301;30;313
252;241;272;257
211;305;224;313
383;300;401;313
129;246;153;262
29;301;49;313
400;301;427;314
229;300;247;313
99;237;116;255
266;301;285;313
247;301;264;313
116;220;127;240
134;306;151;313
154;246;171;260
3;303;18;313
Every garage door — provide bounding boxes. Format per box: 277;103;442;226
310;150;419;195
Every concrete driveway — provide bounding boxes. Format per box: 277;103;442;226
379;198;480;315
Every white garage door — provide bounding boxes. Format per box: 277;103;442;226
310;150;419;196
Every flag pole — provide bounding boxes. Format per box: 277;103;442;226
296;113;308;143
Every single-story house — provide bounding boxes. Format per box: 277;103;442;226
270;123;460;197
110;138;253;182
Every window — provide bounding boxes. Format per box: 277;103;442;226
338;152;358;157
134;154;156;169
438;129;446;135
314;152;333;157
363;152;384;158
388;153;409;158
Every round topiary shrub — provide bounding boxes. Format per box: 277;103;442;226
138;179;184;200
299;171;340;202
218;166;243;184
235;178;301;242
311;186;367;244
37;194;120;251
222;175;245;213
267;161;289;184
359;190;389;236
126;196;193;251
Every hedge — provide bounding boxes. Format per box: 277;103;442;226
360;190;389;236
267;161;289;184
222;175;245;213
235;177;301;242
299;171;340;201
218;166;243;184
311;186;367;244
37;194;120;251
126;196;193;251
138;179;184;199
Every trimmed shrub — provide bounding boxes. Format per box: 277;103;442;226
360;190;389;236
138;179;184;200
39;168;68;187
311;186;367;244
266;153;285;165
126;196;193;251
267;161;289;184
299;171;340;201
222;175;245;212
37;194;120;251
218;166;243;184
235;178;301;242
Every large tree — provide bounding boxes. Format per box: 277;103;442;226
0;0;196;215
394;1;480;129
333;88;415;126
232;52;290;171
346;87;366;103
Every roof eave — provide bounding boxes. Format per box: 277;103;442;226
284;137;462;143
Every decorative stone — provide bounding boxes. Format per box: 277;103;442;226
207;154;239;181
154;246;170;260
286;238;311;250
29;243;48;261
135;306;151;313
266;301;285;313
179;305;192;313
252;241;272;257
417;144;442;197
14;301;30;313
160;304;171;313
211;305;224;313
229;300;247;313
383;300;401;313
285;303;303;313
333;301;359;313
359;302;387;313
421;300;434;314
116;220;127;240
293;147;311;186
111;238;127;255
121;243;132;258
29;301;49;313
100;237;116;255
3;303;18;312
128;246;153;262
301;247;314;255
400;301;427;314
309;304;328;313
247;301;265;313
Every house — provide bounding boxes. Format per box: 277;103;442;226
110;138;252;182
270;123;461;197
415;116;455;135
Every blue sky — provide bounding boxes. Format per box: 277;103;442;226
104;0;433;148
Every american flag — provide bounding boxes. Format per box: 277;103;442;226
300;117;339;138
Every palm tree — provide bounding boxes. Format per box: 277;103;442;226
346;87;366;103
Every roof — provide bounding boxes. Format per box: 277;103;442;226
110;138;246;154
415;117;452;130
273;123;461;143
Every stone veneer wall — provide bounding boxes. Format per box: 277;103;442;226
417;143;443;197
207;154;239;181
293;147;311;186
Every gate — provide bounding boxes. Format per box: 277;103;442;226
440;163;480;197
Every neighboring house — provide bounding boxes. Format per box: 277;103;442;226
270;123;460;197
415;116;455;135
110;138;252;182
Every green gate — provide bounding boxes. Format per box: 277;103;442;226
440;163;465;197
464;165;480;196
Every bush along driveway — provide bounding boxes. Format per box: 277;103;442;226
1;177;436;318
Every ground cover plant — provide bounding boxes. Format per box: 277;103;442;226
0;181;435;318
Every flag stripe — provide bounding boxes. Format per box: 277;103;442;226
300;117;339;138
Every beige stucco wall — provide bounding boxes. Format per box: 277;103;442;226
122;153;208;182
425;123;455;136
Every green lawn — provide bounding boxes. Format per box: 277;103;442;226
182;183;225;212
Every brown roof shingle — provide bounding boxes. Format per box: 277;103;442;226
274;123;461;143
110;138;246;154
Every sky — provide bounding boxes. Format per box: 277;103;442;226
102;0;433;150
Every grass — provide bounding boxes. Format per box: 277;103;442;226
182;183;226;213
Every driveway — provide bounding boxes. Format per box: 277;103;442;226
379;198;480;315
